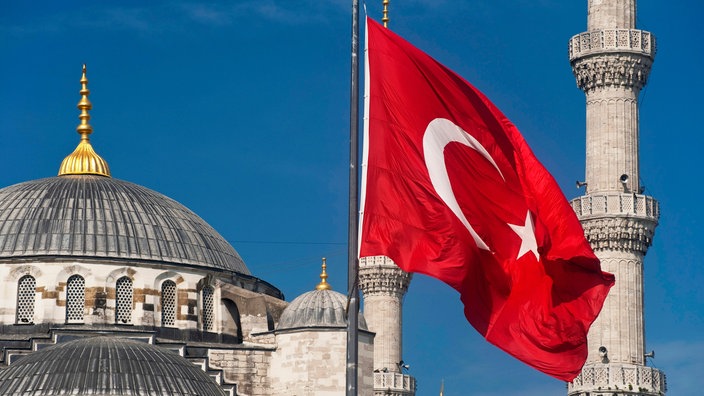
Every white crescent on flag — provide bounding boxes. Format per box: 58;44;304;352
422;117;504;252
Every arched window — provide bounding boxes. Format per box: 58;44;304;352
16;275;36;324
202;286;214;331
66;275;85;323
161;280;176;327
116;276;133;324
221;299;243;343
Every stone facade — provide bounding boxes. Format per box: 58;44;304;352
267;329;374;396
1;241;382;396
0;260;284;335
0;255;382;395
209;347;276;396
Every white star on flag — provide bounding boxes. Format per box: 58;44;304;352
508;211;540;261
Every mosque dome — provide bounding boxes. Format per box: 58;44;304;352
0;175;249;274
0;336;227;396
0;65;249;274
277;259;367;330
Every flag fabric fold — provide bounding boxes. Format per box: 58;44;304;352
359;17;614;381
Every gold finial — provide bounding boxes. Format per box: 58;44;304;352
382;0;390;28
58;64;111;177
315;257;332;290
77;64;92;137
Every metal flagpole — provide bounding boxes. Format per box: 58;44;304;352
345;0;360;394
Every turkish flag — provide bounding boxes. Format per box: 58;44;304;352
359;17;614;381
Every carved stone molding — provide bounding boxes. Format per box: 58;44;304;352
359;256;412;297
571;53;653;92
580;217;656;255
7;265;42;282
586;96;637;106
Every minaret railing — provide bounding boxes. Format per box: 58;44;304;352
569;363;666;394
372;372;415;395
569;29;655;60
570;193;659;220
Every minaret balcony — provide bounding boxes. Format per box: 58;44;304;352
569;29;656;61
570;193;659;222
373;372;416;396
568;363;666;395
571;193;658;254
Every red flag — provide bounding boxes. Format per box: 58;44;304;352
359;17;614;381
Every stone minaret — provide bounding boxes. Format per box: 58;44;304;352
567;1;666;395
359;256;415;396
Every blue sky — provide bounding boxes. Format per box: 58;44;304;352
1;1;702;394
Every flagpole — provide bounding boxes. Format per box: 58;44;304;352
346;0;360;395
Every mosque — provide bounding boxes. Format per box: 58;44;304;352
0;65;403;396
0;1;666;396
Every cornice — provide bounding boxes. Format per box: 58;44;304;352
571;53;653;92
359;256;412;297
580;217;656;255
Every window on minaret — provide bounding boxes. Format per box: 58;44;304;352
16;275;36;324
66;275;85;323
202;286;214;331
161;280;176;327
116;276;133;324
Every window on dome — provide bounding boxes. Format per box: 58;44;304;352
161;280;176;327
16;275;36;324
202;286;214;332
66;275;85;323
116;276;133;324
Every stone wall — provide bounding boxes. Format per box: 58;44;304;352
268;328;374;396
209;346;276;396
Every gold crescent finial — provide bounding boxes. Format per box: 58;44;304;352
58;64;111;177
315;257;332;290
382;0;390;28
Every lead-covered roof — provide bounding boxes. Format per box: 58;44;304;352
0;175;249;274
0;336;227;395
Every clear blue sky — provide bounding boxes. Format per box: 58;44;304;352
1;1;702;394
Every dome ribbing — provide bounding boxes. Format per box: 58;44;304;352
277;288;367;330
0;336;227;396
0;175;249;274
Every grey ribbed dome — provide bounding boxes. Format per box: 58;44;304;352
0;336;226;396
277;289;367;330
0;175;249;274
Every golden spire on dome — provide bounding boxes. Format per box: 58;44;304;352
58;64;111;177
315;257;332;290
382;0;390;28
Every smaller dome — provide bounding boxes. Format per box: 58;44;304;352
277;288;368;330
0;336;226;396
